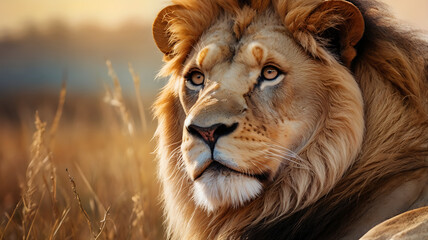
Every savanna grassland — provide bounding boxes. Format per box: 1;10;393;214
0;63;164;239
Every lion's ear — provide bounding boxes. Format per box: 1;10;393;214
305;0;365;67
153;5;182;59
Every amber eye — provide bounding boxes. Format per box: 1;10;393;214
261;66;280;81
188;70;205;86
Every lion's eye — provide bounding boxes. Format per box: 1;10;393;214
187;71;205;86
261;66;280;81
258;65;285;90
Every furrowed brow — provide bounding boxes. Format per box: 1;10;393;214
196;44;226;71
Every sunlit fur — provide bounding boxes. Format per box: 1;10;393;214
361;206;428;239
153;0;428;239
193;170;263;212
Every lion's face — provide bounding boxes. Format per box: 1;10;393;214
154;2;366;223
176;10;361;211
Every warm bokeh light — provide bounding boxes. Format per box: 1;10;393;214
0;0;168;36
387;0;428;31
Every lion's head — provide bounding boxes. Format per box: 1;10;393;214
152;0;428;239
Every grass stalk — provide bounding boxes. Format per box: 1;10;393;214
94;207;111;240
50;207;70;240
49;80;67;139
129;63;147;133
66;168;95;238
0;200;22;240
74;163;106;212
25;190;45;240
106;60;135;137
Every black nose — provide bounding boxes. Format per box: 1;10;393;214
187;123;238;150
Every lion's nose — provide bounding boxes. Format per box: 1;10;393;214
187;123;238;150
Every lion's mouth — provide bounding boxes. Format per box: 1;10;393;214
194;161;270;182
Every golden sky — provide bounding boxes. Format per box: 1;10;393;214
387;0;428;31
0;0;427;34
0;0;167;33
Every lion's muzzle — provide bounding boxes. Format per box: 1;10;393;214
186;123;238;151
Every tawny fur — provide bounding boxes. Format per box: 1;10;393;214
361;207;428;240
153;0;428;239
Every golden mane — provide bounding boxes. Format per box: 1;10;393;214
153;0;428;239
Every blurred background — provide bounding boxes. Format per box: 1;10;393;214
0;0;427;239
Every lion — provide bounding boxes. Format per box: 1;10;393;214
151;0;428;239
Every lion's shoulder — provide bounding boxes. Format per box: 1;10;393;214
361;207;428;240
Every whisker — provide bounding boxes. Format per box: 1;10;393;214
264;153;310;170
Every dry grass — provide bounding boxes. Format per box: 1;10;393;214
0;62;164;239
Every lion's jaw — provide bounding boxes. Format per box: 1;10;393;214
193;165;264;211
175;10;364;213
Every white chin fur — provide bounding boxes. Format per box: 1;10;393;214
193;170;263;212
